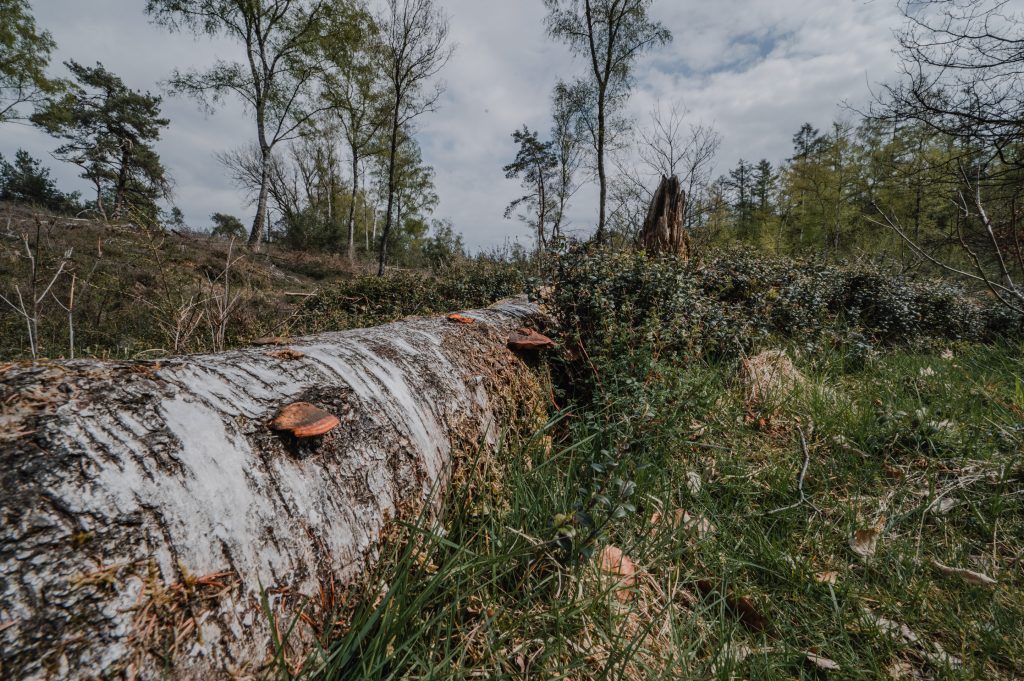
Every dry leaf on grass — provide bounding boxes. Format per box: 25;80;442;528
932;560;997;586
928;498;957;515
814;571;839;585
805;653;840;671
850;527;880;560
862;609;962;670
596;545;636;602
649;509;714;538
886;661;921;679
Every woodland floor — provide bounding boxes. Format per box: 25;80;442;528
310;340;1024;680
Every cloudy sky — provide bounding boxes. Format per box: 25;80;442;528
0;0;907;250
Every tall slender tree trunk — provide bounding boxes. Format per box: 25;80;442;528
249;102;271;248
537;172;547;257
596;91;607;244
249;148;271;249
379;109;401;276
113;145;130;221
348;153;360;266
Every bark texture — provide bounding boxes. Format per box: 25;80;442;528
0;298;545;680
641;175;690;261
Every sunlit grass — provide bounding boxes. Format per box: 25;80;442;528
281;340;1023;680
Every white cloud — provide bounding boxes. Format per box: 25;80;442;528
0;0;905;249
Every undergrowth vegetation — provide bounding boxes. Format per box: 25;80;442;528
302;248;1024;680
293;261;528;333
0;208;528;360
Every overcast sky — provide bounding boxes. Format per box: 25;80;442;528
0;0;907;250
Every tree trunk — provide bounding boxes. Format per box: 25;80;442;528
379;111;400;277
113;145;130;221
0;299;546;680
347;153;360;266
596;94;607;244
249;148;271;249
640;175;690;261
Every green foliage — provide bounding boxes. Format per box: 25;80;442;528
503;125;558;253
31;61;170;223
309;333;1024;680
210;212;245;239
549;247;1023;385
0;0;62;122
0;149;81;214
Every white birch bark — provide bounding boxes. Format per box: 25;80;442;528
0;298;543;679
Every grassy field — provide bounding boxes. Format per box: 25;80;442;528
303;340;1023;680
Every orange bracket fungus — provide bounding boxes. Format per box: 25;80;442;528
507;327;555;352
447;313;476;324
270;402;340;438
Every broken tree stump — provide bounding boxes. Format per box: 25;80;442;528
0;298;546;679
640;175;690;261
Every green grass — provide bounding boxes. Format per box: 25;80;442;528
283;339;1023;680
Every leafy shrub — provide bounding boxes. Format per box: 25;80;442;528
549;246;1023;373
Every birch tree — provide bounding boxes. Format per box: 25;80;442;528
374;0;453;275
146;0;336;248
544;0;671;243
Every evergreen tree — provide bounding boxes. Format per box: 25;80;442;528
0;0;62;122
503;125;558;255
32;61;170;223
0;149;80;213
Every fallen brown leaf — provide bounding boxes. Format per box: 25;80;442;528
596;545;636;602
850;526;880;560
814;570;839;585
696;580;769;632
932;560;997;587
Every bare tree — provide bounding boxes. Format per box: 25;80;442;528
544;0;671;243
0;221;72;360
870;164;1024;314
637;101;721;228
880;0;1024;169
870;0;1024;311
146;0;336;248
375;0;454;275
612;102;721;238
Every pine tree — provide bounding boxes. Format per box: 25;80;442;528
32;61;170;223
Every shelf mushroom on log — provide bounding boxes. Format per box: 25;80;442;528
0;297;546;680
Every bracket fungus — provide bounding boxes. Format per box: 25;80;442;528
507;327;555;352
270;402;340;438
447;313;476;324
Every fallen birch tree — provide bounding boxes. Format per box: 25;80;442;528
0;298;545;679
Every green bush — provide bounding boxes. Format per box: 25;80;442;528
549;246;1023;369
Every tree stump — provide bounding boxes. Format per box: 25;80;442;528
640;175;690;261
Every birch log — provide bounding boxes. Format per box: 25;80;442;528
0;298;545;680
